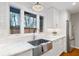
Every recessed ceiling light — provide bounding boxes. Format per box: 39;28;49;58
72;2;76;6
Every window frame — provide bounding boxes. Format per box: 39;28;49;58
10;6;21;34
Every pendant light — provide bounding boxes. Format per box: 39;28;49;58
32;2;44;12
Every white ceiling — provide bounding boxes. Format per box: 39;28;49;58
24;2;79;14
41;2;79;14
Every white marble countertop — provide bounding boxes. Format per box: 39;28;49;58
45;34;66;41
0;41;33;56
0;34;66;56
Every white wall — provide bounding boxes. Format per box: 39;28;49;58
71;13;79;48
0;2;60;35
0;2;50;42
0;2;69;44
0;3;9;37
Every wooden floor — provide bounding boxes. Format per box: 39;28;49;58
60;48;79;56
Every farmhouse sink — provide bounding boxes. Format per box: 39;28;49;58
28;39;49;46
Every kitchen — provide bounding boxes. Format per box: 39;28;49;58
0;2;78;56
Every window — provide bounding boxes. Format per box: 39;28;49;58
10;7;20;34
24;12;37;33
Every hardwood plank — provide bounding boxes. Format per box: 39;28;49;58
60;48;79;56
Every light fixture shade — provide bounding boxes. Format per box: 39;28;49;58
72;2;76;6
32;2;44;12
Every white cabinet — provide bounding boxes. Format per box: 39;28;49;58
63;37;67;52
53;38;63;55
13;49;32;56
53;8;60;28
42;37;65;56
46;8;53;28
46;8;60;28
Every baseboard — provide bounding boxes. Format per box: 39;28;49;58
74;47;79;49
59;51;64;56
60;48;79;56
71;45;75;48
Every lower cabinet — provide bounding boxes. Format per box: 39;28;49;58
42;37;66;56
13;49;32;56
13;37;66;56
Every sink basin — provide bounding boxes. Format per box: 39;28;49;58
28;39;49;46
28;39;50;56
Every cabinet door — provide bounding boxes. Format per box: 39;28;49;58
53;38;64;55
13;49;32;56
53;8;60;28
62;37;67;52
42;38;65;56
